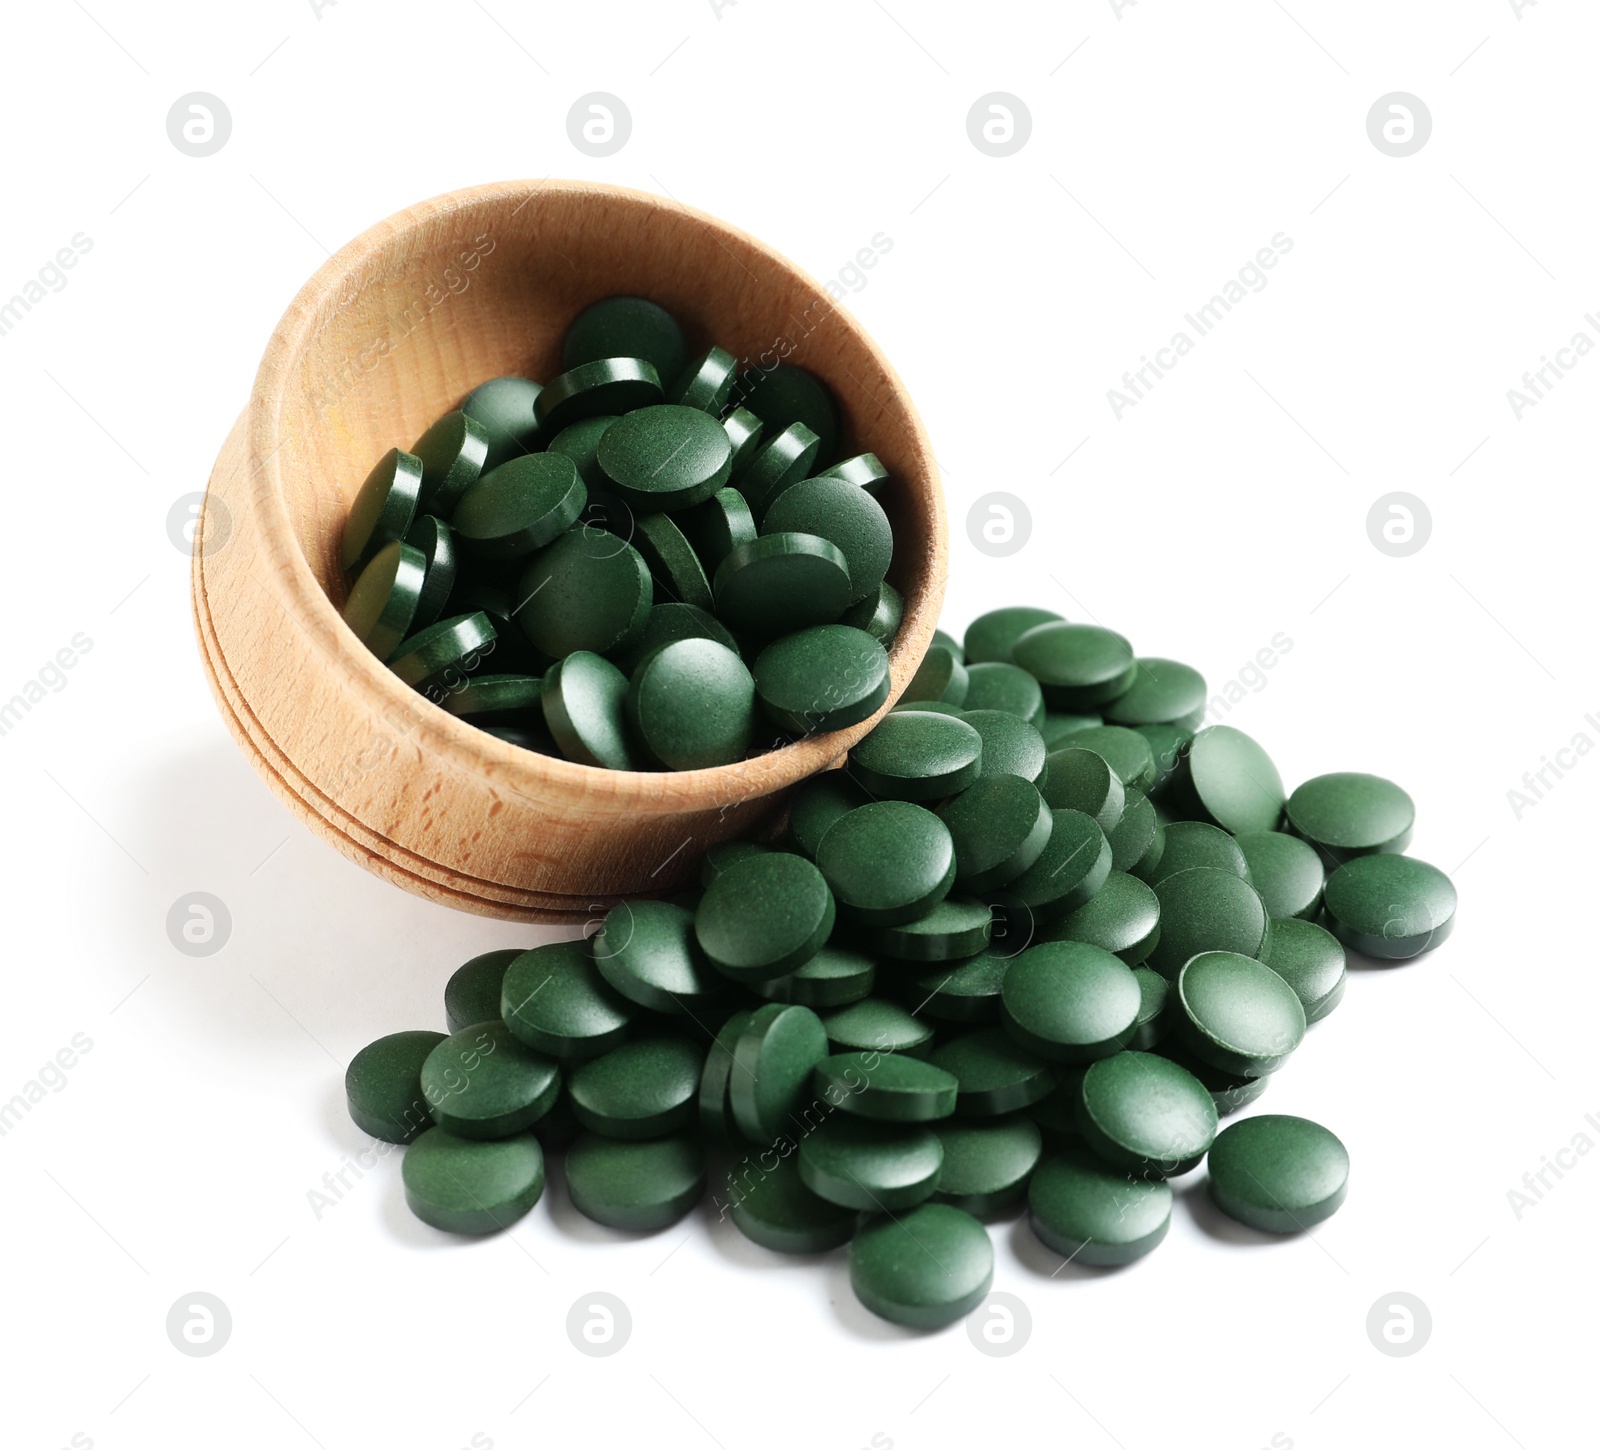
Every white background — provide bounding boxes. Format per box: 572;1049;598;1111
1;2;1594;1447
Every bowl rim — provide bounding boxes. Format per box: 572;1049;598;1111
244;177;945;810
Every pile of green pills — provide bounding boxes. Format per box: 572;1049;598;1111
344;603;1456;1328
337;294;907;770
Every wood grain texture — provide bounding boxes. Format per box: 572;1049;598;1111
192;179;945;921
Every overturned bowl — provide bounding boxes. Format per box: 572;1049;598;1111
192;179;944;922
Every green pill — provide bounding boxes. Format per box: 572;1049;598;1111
1260;917;1347;1023
1102;658;1207;731
568;1036;703;1140
670;345;739;413
714;532;852;638
402;514;458;630
909;947;1011;1023
678;487;756;577
541;650;640;770
1172;725;1285;834
850;1203;994;1329
939;775;1053;892
1142;820;1251;886
343;447;422;570
1285;771;1416;862
443;575;550;677
1146;867;1269;980
1154;1042;1270;1115
785;771;872;857
597;404;734;514
518;528;653;658
1128;966;1170;1050
501;939;634;1062
756;944;877;1009
932;1115;1042;1218
1207;1113;1349;1233
441;673;542;721
626;637;754;770
1001;808;1112;921
420;1021;560;1140
1001;941;1141;1063
729;1003;831;1144
725;1150;857;1254
343;539;426;661
1028;1149;1172;1266
1041;746;1125;831
695;853;836;983
700;840;774;887
1053;726;1157;793
902;646;969;706
1041;711;1103;747
815;1051;959;1123
460;374;543;470
1075;1050;1217;1176
738;422;822;518
535;357;664;435
544;415;617;491
798;1114;943;1210
721;406;765;471
1235;831;1325;920
817;802;955;926
763;475;893;606
392;611;497;692
848;711;984;801
868;896;993;963
929;1027;1057;1117
963;606;1062;666
611;602;739;676
565;1132;706;1232
962;710;1048;784
1045;871;1161;966
411;411;490;515
403;1128;545;1235
815;451;889;498
1135;722;1193;794
754;624;891;735
961;662;1046;729
563;296;687;381
1108;788;1164;876
346;1029;446;1144
1177;950;1306;1076
444;949;521;1035
451;454;585;560
821;997;934;1058
698;1009;750;1145
630;510;717;611
1322;853;1456;960
733;362;839;467
592;899;725;1014
1012;622;1137;709
840;580;904;645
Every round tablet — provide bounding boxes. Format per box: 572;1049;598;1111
700;840;773;887
460;374;543;470
1260;917;1347;1022
840;580;904;644
1286;771;1416;861
670;344;739;413
420;1021;561;1139
695;853;836;983
817;802;955;926
1178;950;1306;1076
798;1115;943;1210
1136;722;1193;794
544;414;617;490
733;363;839;467
1128;966;1170;1050
535;357;664;435
902;646;969;706
1076;1050;1218;1176
1029;1149;1173;1265
343;447;423;570
541;650;640;769
785;771;872;856
1146;868;1270;980
403;1128;545;1234
939;775;1053;892
714;532;852;637
1012;622;1137;708
763;476;892;606
568;1036;703;1140
1041;746;1124;830
963;606;1063;666
851;1203;994;1329
411;411;490;515
1142;820;1251;886
1155;1042;1271;1115
501;939;634;1062
929;1027;1057;1116
909;947;1011;1023
441;673;543;721
848;712;984;801
737;423;822;517
563;296;688;381
611;602;739;676
391;612;497;692
815;451;889;497
402;514;458;630
721;406;765;471
1052;726;1157;792
679;487;756;577
815;1051;959;1123
961;710;1048;784
1002;808;1112;920
869;896;993;962
754;625;891;735
451;453;585;560
961;663;1046;729
592;900;724;1014
726;1150;857;1255
630;513;712;610
697;1010;750;1145
625;637;754;770
1235;831;1325;920
756;944;877;1009
346;1029;446;1143
518;528;653;658
1207;1114;1349;1233
1109;788;1164;876
931;1115;1042;1218
820;997;935;1057
1041;712;1102;747
597;404;733;514
1046;871;1161;966
444;949;521;1035
565;1132;706;1231
343;539;426;661
730;1003;830;1144
1176;725;1285;834
1103;658;1207;730
1001;941;1141;1063
1322;853;1456;960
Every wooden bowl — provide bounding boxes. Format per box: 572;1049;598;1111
192;180;944;922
